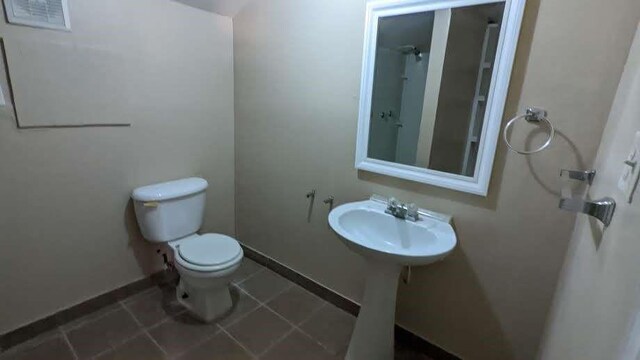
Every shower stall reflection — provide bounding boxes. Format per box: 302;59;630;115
367;3;504;177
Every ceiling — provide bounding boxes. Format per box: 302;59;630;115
377;12;435;50
172;0;254;17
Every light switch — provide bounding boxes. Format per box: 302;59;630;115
618;131;640;203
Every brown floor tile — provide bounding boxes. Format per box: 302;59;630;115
123;287;185;327
261;330;337;360
217;286;261;328
232;258;264;283
299;304;355;356
0;335;75;360
237;269;293;302
94;334;166;360
65;308;142;359
266;285;324;325
177;332;252;360
226;306;292;356
147;312;218;357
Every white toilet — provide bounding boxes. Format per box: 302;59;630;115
131;177;243;322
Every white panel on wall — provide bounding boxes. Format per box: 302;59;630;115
3;0;71;31
0;40;17;119
0;84;5;107
4;39;131;127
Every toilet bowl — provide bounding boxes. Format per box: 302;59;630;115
131;177;243;322
169;233;243;321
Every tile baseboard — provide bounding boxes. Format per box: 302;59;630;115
239;243;462;360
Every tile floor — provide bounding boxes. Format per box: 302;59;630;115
0;259;431;360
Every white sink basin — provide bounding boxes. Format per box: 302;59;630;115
328;198;456;360
328;200;456;266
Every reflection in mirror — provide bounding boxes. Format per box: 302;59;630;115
367;2;505;177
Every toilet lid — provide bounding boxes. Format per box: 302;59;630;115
178;234;242;267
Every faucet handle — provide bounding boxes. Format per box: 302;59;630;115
406;203;419;221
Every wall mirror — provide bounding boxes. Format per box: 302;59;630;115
355;0;525;195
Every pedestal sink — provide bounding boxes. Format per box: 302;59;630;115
328;197;457;360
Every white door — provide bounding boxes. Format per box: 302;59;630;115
540;24;640;360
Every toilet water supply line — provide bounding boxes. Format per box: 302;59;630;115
157;248;174;271
402;266;411;284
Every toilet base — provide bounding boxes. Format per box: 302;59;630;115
176;278;233;322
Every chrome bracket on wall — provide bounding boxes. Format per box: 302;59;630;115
558;169;616;226
305;189;316;223
561;169;596;185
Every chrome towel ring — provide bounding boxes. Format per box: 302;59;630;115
503;107;555;155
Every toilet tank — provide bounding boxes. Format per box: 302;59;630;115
131;178;208;243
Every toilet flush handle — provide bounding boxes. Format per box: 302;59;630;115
143;202;159;207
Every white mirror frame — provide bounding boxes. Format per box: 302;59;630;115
355;0;526;196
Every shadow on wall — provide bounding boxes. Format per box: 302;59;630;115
525;129;588;197
398;247;517;359
124;199;164;276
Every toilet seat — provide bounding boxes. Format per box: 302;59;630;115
174;234;243;273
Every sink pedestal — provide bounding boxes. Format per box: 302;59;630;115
329;199;456;360
346;260;402;360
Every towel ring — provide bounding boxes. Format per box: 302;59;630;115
503;107;555;155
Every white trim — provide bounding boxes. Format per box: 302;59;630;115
355;0;526;196
462;23;500;176
3;0;72;31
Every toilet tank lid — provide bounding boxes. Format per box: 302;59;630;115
132;177;208;202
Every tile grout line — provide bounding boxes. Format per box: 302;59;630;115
123;267;268;360
61;302;138;360
0;329;66;358
223;276;304;358
151;278;264;360
64;265;267;359
236;274;322;323
120;286;160;306
231;267;266;286
257;327;297;358
233;281;336;356
2;262;344;360
226;263;351;357
29;264;327;360
119;300;170;358
266;301;335;354
170;329;221;360
59;328;80;360
142;305;189;333
60;302;125;334
91;346;115;360
214;290;261;329
218;327;259;360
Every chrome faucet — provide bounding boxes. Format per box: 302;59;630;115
385;198;419;222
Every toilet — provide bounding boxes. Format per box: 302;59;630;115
131;177;243;322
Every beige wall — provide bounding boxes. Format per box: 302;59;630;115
234;1;640;359
0;0;235;334
539;24;640;360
